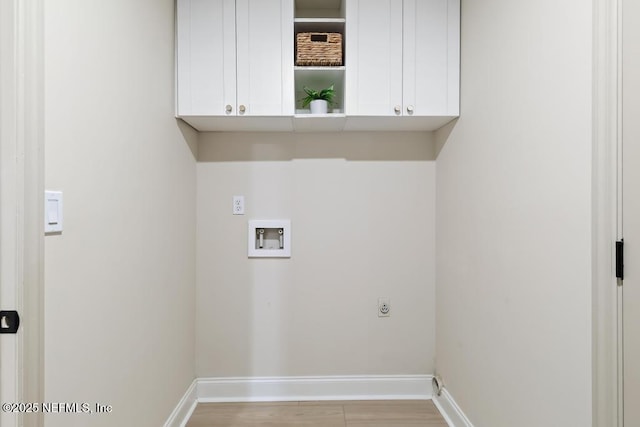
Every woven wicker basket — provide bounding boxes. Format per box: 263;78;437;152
296;32;343;66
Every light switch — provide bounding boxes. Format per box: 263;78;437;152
47;200;59;224
44;191;63;233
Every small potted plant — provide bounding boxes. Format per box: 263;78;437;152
300;84;335;114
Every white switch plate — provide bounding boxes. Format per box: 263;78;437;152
44;191;63;233
233;195;245;215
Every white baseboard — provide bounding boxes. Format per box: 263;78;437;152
432;388;475;427
197;375;433;402
163;379;198;427
165;375;432;426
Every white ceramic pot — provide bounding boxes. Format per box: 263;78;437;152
310;99;328;114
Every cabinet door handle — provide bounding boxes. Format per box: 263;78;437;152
394;105;401;115
225;105;233;114
406;105;414;114
239;105;246;114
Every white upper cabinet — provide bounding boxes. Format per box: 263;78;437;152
345;0;402;116
345;0;459;124
236;0;294;116
176;0;459;131
176;0;294;129
176;0;235;116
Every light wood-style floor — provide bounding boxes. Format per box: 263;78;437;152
185;400;448;427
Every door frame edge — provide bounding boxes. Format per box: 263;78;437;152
17;0;45;425
592;0;621;425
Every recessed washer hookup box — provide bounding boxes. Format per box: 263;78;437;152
248;220;291;258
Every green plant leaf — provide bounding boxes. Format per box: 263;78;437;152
299;84;336;108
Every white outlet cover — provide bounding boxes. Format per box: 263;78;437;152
248;220;291;258
233;195;245;215
378;297;390;317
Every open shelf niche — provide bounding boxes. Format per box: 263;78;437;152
294;0;345;120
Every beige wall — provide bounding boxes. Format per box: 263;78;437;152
435;0;593;426
40;0;597;424
196;132;436;377
44;1;197;426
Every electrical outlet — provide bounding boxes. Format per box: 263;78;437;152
378;297;390;317
233;195;244;215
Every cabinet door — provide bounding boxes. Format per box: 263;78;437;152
176;0;236;116
346;0;403;116
236;0;294;116
403;0;459;116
